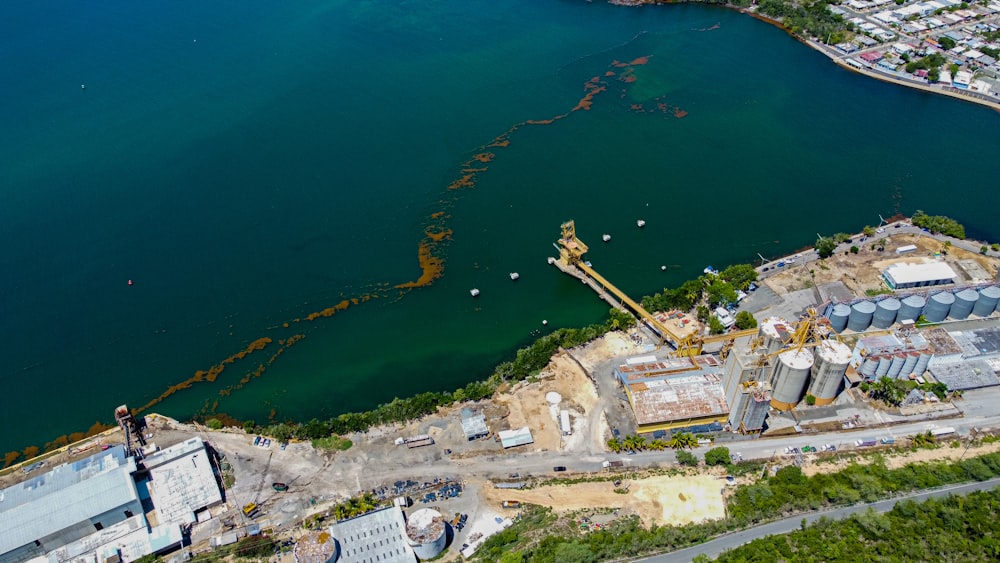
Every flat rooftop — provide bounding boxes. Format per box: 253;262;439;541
928;359;999;390
951;326;1000;358
616;354;720;383
143;437;222;525
923;327;965;356
329;507;414;563
883;262;957;284
627;373;729;426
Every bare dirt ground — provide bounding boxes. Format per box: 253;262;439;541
481;472;725;527
800;440;1000;477
764;233;999;296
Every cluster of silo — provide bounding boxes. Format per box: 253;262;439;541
769;348;814;410
859;349;931;380
405;508;447;559
826;285;1000;333
806;340;851;405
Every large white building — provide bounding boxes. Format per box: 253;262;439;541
882;262;957;290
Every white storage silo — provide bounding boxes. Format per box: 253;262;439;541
901;351;919;377
913;351;932;377
860;356;879;378
973;286;1000;317
406;508;447;559
898;294;926;322
847;301;876;332
872;298;901;329
950;288;979;320
828;304;852;333
875;355;892;377
887;353;907;378
924;292;955;322
759;316;792;354
807;340;851;405
770;348;814;410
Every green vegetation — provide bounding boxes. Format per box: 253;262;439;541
644;263;757;313
712;488;1000;562
607;433;698;453
805;393;817;406
312;435;353;451
905;52;947;74
676;450;699;467
911;210;965;239
815;236;837;259
849;245;859;254
333;492;380;521
205;418;223;430
719;264;758;291
756;0;852;45
708;316;726;335
938;35;957;50
864;287;893;297
734;311;757;330
864;376;947;407
704;447;731;467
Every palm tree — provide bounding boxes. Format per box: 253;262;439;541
633;435;647;451
648;439;667;451
670;432;698;449
607;437;623;453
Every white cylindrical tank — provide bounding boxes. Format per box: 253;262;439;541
901;351;919;377
950;288;978;320
828;304;852;333
759;317;791;355
913;351;931;376
924;292;955;323
770;348;813;410
973;286;1000;317
406;508;447;559
887;353;907;378
872;298;900;329
545;391;562;405
875;355;892;377
807;340;851;405
847;301;876;332
860;356;879;378
293;531;339;563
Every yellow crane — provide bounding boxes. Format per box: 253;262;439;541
554;220;757;357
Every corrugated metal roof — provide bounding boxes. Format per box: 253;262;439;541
498;427;534;449
460;414;488;439
330;506;414;563
627;373;729;426
883;262;956;285
0;447;138;556
144;437;223;525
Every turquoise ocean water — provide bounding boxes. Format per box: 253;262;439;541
1;0;998;456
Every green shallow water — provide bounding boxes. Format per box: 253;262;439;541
0;0;997;456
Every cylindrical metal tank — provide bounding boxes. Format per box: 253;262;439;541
898;294;926;322
759;316;791;355
875;355;891;377
872;298;901;329
887;353;907;378
769;349;814;410
973;286;1000;317
406;508;447;559
913;351;931;376
860;356;879;378
847;301;876;332
293;531;339;563
924;291;955;322
950;288;979;320
828;304;852;333
808;340;851;405
901;351;920;377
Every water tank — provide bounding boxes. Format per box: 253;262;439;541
973;286;1000;317
759;317;791;355
847;301;876;332
950;288;978;320
872;298;901;329
828;304;852;333
406;508;447;559
770;349;813;410
901;351;919;377
807;340;851;405
898;294;926;322
293;531;338;563
887;353;907;378
875;355;891;377
860;356;879;378
924;291;955;322
913;351;931;376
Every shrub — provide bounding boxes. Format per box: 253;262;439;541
676;450;699;467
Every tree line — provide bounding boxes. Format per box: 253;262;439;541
911;210;966;239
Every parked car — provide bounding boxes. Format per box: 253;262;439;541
253;436;261;446
553;466;567;472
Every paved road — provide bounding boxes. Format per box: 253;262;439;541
640;477;1000;563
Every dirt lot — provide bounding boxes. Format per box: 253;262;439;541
800;440;1000;477
482;472;725;527
764;233;999;296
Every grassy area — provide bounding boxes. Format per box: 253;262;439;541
311;436;353;451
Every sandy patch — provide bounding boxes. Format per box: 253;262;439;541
483;474;725;527
801;441;1000;477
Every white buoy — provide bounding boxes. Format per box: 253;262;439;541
81;84;86;89
470;288;480;297
661;265;667;271
509;272;520;281
602;234;611;242
542;320;548;325
637;219;646;228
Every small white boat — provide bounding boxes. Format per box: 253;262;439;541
636;219;646;228
602;234;611;242
509;272;520;281
470;288;480;297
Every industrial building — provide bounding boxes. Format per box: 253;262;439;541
616;354;730;434
497;427;534;449
327;506;414;563
459;410;488;441
0;442;192;563
142;437;225;526
882;262;957;290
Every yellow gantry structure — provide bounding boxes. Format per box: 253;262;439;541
555;220;756;356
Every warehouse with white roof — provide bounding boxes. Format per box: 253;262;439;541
882;262;957;290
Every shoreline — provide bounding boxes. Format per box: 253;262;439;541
609;0;1000;113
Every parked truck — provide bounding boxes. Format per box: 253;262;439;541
855;438;877;447
500;501;521;509
602;460;625;469
930;427;956;437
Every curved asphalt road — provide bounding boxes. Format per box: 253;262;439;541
639;477;1000;563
